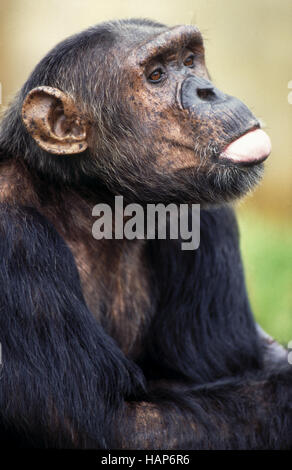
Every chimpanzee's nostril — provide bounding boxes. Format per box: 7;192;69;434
197;87;217;102
181;76;226;109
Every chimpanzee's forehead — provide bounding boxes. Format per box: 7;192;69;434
119;24;203;66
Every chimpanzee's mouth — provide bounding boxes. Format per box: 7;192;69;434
219;128;271;166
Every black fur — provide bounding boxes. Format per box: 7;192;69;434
0;204;291;448
0;205;144;448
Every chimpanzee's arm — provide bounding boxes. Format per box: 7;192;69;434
119;364;292;449
0;204;144;448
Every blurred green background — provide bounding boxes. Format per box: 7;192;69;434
0;0;291;344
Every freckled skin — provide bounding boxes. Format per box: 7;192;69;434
79;24;261;205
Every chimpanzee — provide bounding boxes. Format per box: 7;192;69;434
0;18;291;449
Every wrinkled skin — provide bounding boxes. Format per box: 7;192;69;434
93;25;264;204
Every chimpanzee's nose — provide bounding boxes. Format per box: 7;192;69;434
181;76;226;109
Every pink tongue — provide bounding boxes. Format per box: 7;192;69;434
220;129;271;164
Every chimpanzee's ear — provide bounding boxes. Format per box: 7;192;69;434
22;86;88;155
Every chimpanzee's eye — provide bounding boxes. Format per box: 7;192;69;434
183;54;195;67
148;68;164;83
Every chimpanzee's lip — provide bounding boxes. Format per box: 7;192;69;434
219;127;272;166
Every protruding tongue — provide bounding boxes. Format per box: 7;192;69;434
219;129;271;164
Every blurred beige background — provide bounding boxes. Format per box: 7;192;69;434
0;0;291;341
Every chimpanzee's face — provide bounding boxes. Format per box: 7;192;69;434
121;25;270;176
98;24;270;204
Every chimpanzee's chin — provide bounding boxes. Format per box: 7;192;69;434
212;163;265;202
